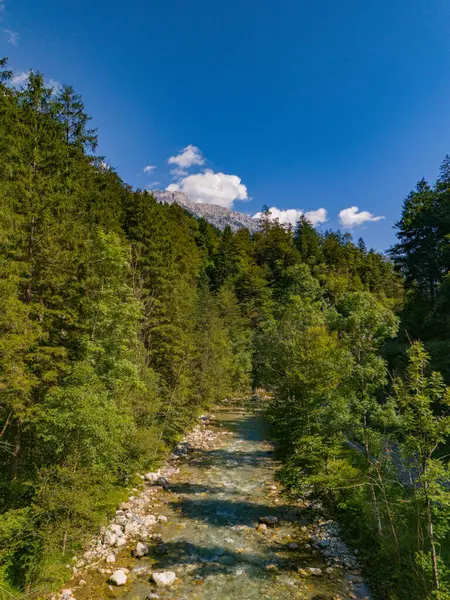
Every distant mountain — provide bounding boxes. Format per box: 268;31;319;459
152;190;259;234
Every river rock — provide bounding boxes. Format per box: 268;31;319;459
144;472;159;482
151;571;176;587
257;523;267;532
144;514;157;526
133;565;151;576
109;570;127;586
103;530;117;546
134;541;149;558
155;476;169;488
110;524;123;536
116;536;127;547
158;515;168;524
125;522;139;535
105;552;116;563
259;515;279;528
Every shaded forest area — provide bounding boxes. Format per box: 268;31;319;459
1;59;450;598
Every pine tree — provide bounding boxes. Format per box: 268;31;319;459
294;215;321;265
390;179;443;303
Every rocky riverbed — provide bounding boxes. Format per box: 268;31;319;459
57;406;371;600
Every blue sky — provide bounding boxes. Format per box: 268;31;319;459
2;0;450;250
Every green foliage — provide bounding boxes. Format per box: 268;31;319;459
267;301;450;598
0;57;408;598
391;342;450;594
390;162;450;363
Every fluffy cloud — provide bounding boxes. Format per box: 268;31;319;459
168;144;204;169
170;167;188;178
11;71;27;87
304;208;328;225
339;206;384;228
143;165;156;174
253;206;328;227
4;28;18;45
167;169;248;208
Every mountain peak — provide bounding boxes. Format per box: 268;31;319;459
152;190;259;234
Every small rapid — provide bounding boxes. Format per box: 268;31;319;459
74;406;370;600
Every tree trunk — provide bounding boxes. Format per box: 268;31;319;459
425;482;440;592
377;470;400;552
370;483;383;538
10;419;21;481
25;216;36;304
362;413;382;537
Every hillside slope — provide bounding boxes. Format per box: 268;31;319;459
152;190;259;233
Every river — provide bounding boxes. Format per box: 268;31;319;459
73;406;370;600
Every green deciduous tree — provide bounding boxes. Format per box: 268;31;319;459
392;342;450;595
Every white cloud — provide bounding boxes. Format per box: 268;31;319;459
168;144;204;169
253;207;302;226
4;28;18;45
166;169;248;208
253;206;328;227
143;165;156;174
304;208;328;226
170;167;188;178
10;71;27;87
146;181;160;189
338;206;384;228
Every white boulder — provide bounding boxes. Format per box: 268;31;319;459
144;514;157;526
115;536;127;547
103;530;117;546
109;570;127;586
134;541;149;558
151;571;176;587
110;524;123;536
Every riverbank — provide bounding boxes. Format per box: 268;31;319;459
57;405;370;600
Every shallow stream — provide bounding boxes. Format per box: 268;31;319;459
78;407;368;600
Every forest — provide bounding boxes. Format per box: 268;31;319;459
1;58;450;599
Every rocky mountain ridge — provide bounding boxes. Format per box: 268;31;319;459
152;190;259;233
